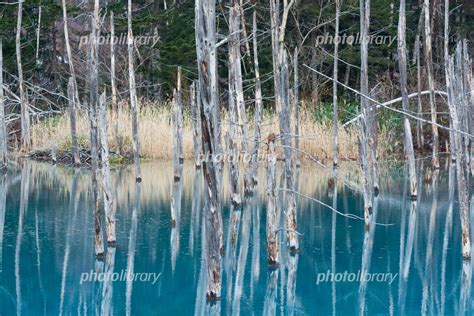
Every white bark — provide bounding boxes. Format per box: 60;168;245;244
228;2;251;194
110;12;121;156
279;50;298;251
423;0;440;168
249;12;263;188
447;46;471;260
99;91;115;245
397;0;417;198
128;0;142;182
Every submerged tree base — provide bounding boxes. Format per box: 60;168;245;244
27;148;133;167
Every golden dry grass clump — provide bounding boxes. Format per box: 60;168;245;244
31;100;390;162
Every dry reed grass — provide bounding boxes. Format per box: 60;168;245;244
30;100;391;162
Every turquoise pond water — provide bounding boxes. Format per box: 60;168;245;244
0;160;472;315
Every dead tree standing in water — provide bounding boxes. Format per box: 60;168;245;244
196;0;224;300
128;0;142;182
280;51;298;252
228;1;251;194
249;11;263;188
172;68;184;181
423;0;440;169
99;92;116;245
16;0;30;150
226;72;241;207
447;44;471;260
89;5;104;258
397;0;417;198
266;133;279;265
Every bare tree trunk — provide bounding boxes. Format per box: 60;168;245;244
415;36;424;150
360;0;378;192
67;78;80;165
0;38;7;167
98;92;115;245
16;1;30;150
294;48;300;168
266;133;279;265
89;3;104;258
226;71;241;206
423;0;440;169
332;0;340;170
270;0;281;114
444;0;456;161
359;0;375;227
172;68;184;181
190;81;202;169
280;50;298;252
447;44;471;260
128;0;142;182
35;6;41;64
229;2;251;194
249;12;263;188
196;0;224;300
110;12;121;156
398;0;417;199
61;0;81;109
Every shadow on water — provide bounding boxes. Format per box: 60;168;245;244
0;159;472;315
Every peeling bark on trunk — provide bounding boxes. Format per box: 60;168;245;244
196;0;223;300
67;77;80;165
226;69;241;206
279;51;298;252
447;45;471;260
423;0;440;169
89;5;104;258
266;133;279;265
398;0;417;199
128;0;142;182
229;2;251;194
190;81;202;169
16;1;30;150
0;38;6;167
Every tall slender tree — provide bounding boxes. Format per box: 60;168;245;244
196;0;224;300
16;0;30;150
398;0;417;198
128;0;142;182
